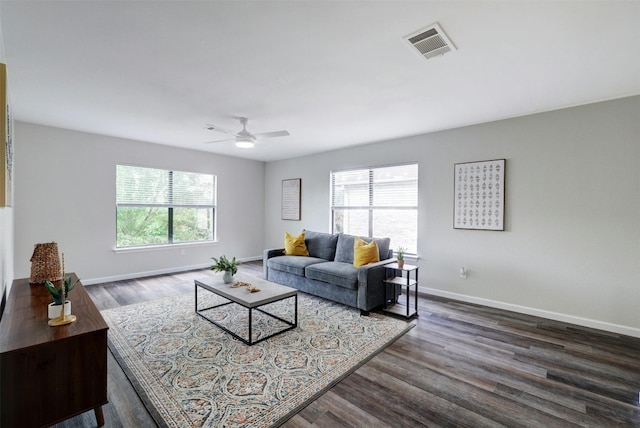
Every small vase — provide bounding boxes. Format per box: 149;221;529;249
48;300;71;319
223;271;234;284
397;259;405;269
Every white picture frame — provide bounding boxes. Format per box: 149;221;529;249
281;178;301;221
454;159;505;230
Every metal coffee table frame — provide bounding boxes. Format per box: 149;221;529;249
195;278;297;345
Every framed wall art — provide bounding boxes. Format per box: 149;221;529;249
0;63;13;208
454;159;505;231
281;178;301;221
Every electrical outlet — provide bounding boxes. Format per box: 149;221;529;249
180;249;186;256
459;267;467;279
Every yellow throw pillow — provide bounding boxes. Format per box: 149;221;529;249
284;231;309;256
353;237;380;267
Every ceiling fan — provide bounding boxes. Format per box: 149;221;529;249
204;117;290;149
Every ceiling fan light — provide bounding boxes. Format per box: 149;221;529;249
235;137;254;149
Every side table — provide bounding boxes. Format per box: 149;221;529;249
383;262;419;318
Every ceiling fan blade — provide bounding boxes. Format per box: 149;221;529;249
254;130;290;139
204;124;236;135
203;137;235;144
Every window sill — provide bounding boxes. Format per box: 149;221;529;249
397;254;419;263
113;241;217;254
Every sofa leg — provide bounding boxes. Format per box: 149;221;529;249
360;310;370;316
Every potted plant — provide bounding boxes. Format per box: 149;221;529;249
211;255;240;284
44;274;79;319
396;246;407;268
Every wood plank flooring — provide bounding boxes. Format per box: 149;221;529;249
52;262;639;427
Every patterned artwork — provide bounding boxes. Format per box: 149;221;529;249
102;289;412;427
454;159;505;230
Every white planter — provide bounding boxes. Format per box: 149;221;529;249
223;271;235;284
48;301;71;319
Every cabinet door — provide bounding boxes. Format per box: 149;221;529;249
1;329;107;427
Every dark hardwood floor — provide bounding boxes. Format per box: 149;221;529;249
54;261;639;427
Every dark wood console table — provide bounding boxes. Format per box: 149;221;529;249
0;273;108;427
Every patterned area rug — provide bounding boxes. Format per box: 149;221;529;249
102;288;413;427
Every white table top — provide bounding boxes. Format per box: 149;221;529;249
195;273;297;308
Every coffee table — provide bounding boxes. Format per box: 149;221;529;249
195;274;297;345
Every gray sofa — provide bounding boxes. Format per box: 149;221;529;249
263;230;394;314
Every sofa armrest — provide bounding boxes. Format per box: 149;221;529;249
356;259;394;311
263;248;285;279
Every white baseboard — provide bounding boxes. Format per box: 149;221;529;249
83;256;263;286
421;287;640;339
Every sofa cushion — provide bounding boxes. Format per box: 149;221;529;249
284;231;309;256
353;237;380;267
335;234;391;264
267;255;325;276
305;261;358;290
303;230;339;260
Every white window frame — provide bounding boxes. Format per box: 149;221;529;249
330;162;418;254
116;165;217;248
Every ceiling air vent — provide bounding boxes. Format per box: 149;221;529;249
403;22;456;60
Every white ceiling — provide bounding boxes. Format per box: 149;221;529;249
1;1;639;162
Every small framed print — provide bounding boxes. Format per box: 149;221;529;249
281;178;301;221
0;63;13;208
454;159;505;230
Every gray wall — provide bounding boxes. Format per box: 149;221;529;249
14;122;265;284
265;96;640;336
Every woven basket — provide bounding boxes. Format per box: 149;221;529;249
30;242;63;284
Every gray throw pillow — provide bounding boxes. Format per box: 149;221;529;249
303;230;339;261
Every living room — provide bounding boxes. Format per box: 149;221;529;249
0;1;639;427
9;92;640;338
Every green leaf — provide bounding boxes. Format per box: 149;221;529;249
63;274;79;294
210;254;240;275
44;280;62;304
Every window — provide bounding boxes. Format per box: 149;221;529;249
116;165;216;248
331;163;418;254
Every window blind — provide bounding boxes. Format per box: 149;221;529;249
331;164;418;209
116;165;215;207
330;163;418;253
